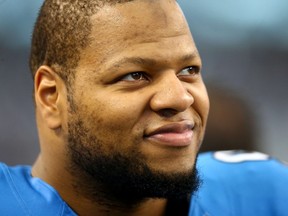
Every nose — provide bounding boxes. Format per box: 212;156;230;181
150;73;194;117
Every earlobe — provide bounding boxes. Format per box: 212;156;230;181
34;66;63;129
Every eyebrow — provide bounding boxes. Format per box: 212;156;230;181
109;51;200;70
181;52;200;62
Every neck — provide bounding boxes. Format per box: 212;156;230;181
65;172;168;216
32;156;168;216
67;196;167;216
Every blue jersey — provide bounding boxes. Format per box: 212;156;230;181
189;151;288;216
0;163;77;215
1;151;287;215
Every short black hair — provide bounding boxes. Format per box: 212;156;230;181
30;0;133;84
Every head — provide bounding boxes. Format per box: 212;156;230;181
31;0;209;206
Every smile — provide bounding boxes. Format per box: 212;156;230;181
144;122;194;147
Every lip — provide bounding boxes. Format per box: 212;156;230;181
144;122;194;147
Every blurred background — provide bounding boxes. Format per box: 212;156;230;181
0;0;287;165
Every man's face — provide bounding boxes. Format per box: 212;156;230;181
65;0;209;201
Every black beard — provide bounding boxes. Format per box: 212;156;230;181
67;117;201;208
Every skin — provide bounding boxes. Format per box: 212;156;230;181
32;0;209;215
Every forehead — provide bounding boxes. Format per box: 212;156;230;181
77;0;196;70
93;1;188;40
96;0;187;33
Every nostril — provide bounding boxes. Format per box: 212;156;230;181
157;108;178;118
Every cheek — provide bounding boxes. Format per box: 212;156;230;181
79;95;144;133
201;93;210;122
70;102;139;154
192;84;210;125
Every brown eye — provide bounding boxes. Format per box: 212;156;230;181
121;72;147;81
131;72;143;80
179;66;200;76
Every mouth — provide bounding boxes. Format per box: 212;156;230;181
144;121;195;147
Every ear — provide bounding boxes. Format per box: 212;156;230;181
34;66;66;129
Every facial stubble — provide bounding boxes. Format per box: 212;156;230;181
66;109;201;207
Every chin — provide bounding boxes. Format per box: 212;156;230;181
146;151;198;173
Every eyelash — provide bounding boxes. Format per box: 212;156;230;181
178;66;201;76
119;65;200;82
120;72;148;81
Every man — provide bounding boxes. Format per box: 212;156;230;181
3;0;209;215
1;0;288;215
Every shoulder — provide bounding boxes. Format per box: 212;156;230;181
189;151;288;216
197;150;288;183
0;162;76;216
0;162;32;215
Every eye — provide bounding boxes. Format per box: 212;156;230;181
121;72;148;81
178;66;200;76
